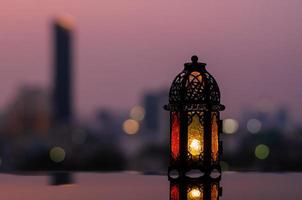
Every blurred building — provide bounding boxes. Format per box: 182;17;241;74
142;89;169;144
3;86;51;137
53;16;74;123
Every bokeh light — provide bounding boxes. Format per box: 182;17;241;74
123;119;140;135
247;118;262;134
49;146;66;163
255;144;270;160
223;118;239;134
130;106;145;121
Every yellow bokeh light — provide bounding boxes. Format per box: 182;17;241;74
123;119;140;135
130;106;145;121
188;187;202;200
223;118;239;134
49;146;66;163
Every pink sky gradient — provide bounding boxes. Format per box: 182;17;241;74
1;0;302;122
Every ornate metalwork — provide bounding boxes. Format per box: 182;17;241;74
167;57;223;110
166;55;225;180
187;111;204;125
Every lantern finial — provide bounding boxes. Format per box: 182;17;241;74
191;55;198;63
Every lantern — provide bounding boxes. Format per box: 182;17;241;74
170;176;222;200
165;56;225;178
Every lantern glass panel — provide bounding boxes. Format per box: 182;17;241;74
187;186;203;200
189;71;202;82
211;184;219;200
211;112;219;162
170;184;179;200
171;112;180;160
188;113;204;161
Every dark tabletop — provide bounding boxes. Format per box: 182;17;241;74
0;172;300;200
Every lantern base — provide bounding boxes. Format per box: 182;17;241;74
168;165;221;181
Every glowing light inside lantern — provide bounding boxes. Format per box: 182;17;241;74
189;139;202;155
211;184;219;199
189;71;202;82
188;114;203;160
171;184;179;200
171;112;180;160
188;187;202;200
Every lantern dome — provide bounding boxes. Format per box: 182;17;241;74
166;56;225;112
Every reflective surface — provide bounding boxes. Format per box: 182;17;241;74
170;176;221;200
0;172;300;199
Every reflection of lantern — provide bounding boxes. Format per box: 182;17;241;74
170;176;222;200
165;56;225;177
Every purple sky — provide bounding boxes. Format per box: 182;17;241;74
1;0;302;122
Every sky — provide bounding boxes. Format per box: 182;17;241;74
1;0;302;122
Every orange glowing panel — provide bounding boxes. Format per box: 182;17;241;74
171;184;179;200
171;112;180;160
189;71;202;82
188;114;204;161
211;184;219;200
211;112;219;162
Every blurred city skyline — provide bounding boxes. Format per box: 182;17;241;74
1;0;302;123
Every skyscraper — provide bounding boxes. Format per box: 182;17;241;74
53;16;74;122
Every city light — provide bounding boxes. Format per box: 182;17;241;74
49;146;66;163
123;119;140;135
56;14;75;30
223;118;239;134
247;118;262;134
255;144;270;160
130;106;145;121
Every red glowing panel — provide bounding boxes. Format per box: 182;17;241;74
211;112;219;162
171;184;179;200
171;112;180;160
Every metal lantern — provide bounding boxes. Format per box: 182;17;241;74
165;56;225;178
170;176;222;200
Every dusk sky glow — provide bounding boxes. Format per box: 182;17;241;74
1;0;302;122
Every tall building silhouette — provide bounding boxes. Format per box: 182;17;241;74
53;16;74;122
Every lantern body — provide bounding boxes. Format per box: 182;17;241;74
165;56;225;178
170;177;222;200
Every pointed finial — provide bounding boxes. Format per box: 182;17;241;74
191;55;198;63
